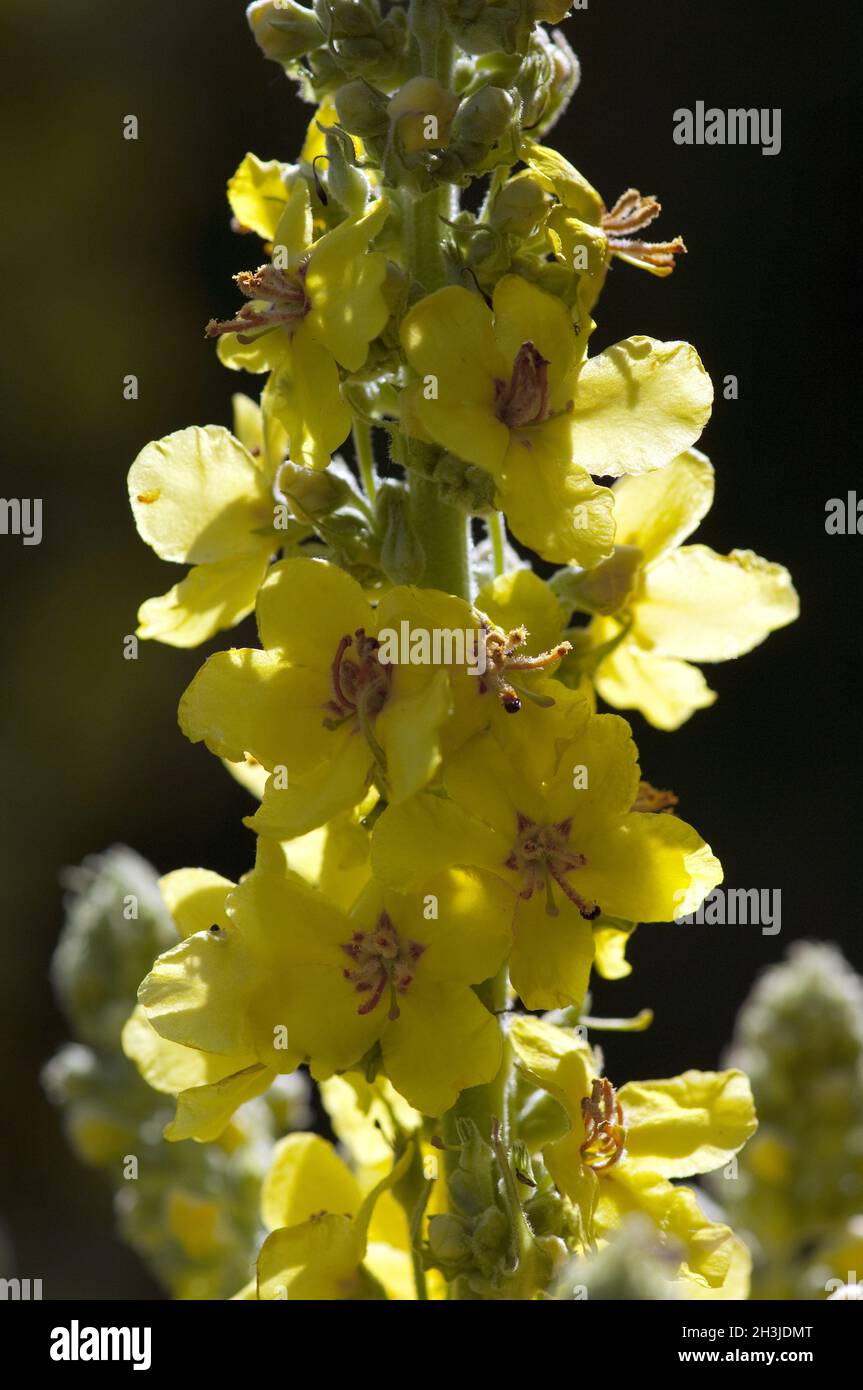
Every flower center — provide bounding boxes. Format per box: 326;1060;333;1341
504;812;599;920
580;1077;626;1172
494;342;552;429
341;911;425;1021
322;628;392;767
475;618;571;714
205;262;310;342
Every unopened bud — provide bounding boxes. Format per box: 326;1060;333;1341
389;76;460;153
335;79;391;139
246;1;324;66
490;172;551;237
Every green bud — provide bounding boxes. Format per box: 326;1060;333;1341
428;1213;472;1265
246;1;324;66
489;172;552;238
550;545;643;618
323;124;370;214
278;459;353;517
453;85;514;148
376;481;425;585
442;0;533;57
335;79;391;139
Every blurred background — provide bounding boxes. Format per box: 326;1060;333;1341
0;0;857;1297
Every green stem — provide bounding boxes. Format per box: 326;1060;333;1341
352;416;377;502
401;166;472;601
489;511;506;579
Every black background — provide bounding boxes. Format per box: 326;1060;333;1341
0;0;858;1297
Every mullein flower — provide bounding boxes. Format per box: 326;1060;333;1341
128;396;295;647
511;1016;757;1294
141;861;512;1117
179;556;492;840
400;273;712;566
580;451;800;729
372;685;721;1009
524;141;688;306
208;185;390;470
254;1137;415;1300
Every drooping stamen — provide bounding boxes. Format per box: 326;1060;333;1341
630;780;679;814
601;189;687;273
505;812;599;920
494;342;552;429
205;262;310;341
474;617;572;714
341;912;425;1022
580;1077;627;1172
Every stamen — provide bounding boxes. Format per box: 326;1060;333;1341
507;813;600;920
580;1077;627;1171
205;262;310;340
601;189;686;274
341;912;425;1018
473;616;572;714
494;342;552;429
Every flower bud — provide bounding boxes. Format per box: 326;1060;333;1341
489;172;552;237
389;76;460;154
453;85;514;150
442;0;533;57
335;79;391;140
278;460;353;517
428;1213;472;1265
246;1;324;66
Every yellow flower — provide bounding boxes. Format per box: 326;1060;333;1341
128;397;292;647
586;450;800;729
511;1016;757;1294
179;556;491;840
209;186;390;470
371;685;721;1010
141;859;510;1117
523;141;688;311
125;868;277;1142
400;274;712;567
254;1135;415;1300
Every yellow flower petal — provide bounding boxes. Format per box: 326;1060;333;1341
577;811;722;924
122;1005;245;1094
261;1133;362;1231
256;557;370;665
136;550;271;648
610;448;715;564
491;273;583;395
617;1070;757;1178
638;545;800;661
305;199;390;371
382;977;502;1115
510;892;595;1011
593;625;717;730
227;152;295;242
498;439;616;568
570;338;713;478
158;867;233;938
263;332;351;470
166;1064;274;1143
257;1214;365;1300
129;425;271;563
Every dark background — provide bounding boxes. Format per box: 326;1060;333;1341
0;0;857;1297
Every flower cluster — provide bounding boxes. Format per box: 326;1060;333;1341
117;0;800;1298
